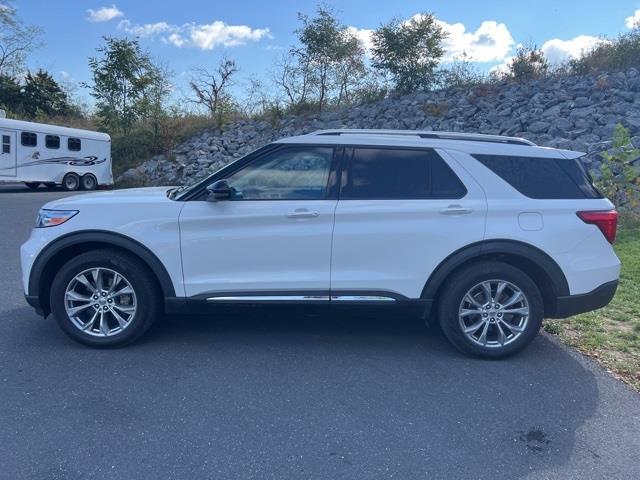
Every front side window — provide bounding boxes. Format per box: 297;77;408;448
225;146;334;200
45;135;60;149
21;132;37;147
1;135;9;154
68;137;81;151
341;147;467;199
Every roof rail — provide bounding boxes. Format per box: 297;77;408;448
308;129;536;146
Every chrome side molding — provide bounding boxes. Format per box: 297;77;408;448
206;295;397;303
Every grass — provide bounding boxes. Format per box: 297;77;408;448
544;226;640;391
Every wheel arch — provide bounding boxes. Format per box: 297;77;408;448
421;240;569;318
29;230;176;316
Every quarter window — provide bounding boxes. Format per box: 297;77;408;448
68;137;81;151
473;154;602;199
1;135;9;154
45;135;60;149
21;132;37;147
225;147;334;200
341;148;467;199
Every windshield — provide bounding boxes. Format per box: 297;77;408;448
172;144;271;201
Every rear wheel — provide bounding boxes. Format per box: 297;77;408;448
62;173;80;191
81;173;97;190
24;182;40;190
49;249;161;347
437;261;543;358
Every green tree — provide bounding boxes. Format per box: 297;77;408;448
86;37;156;132
281;5;367;111
598;124;640;210
0;74;22;113
505;43;549;82
0;1;41;76
371;13;447;93
22;69;72;118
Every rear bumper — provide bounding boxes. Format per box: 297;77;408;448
548;280;618;319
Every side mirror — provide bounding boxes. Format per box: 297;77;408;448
206;180;232;201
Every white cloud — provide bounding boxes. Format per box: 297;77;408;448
346;26;374;54
346;16;514;63
436;18;515;62
118;19;176;38
626;9;640;28
116;19;270;50
187;21;270;49
541;35;607;64
86;5;123;23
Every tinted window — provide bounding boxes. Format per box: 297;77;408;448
225;147;333;200
21;132;37;147
473;154;602;199
341;148;467;199
1;135;9;154
45;135;60;149
68;137;81;151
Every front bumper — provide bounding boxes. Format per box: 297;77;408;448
548;280;618;319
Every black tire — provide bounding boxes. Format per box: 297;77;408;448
437;261;543;358
62;173;80;191
24;182;40;190
81;174;97;190
49;249;161;347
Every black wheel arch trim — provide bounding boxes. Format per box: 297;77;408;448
421;239;570;303
28;230;177;301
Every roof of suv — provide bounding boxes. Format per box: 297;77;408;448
276;129;584;159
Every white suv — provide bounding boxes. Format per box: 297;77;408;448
20;130;621;357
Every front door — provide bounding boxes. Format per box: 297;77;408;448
0;131;16;177
179;145;338;299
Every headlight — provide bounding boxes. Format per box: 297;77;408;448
35;209;79;228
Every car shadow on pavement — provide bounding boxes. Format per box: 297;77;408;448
4;305;599;480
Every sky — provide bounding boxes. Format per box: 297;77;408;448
12;0;640;104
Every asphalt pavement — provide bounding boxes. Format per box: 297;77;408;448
0;182;639;480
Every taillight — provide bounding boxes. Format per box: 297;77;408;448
577;210;618;244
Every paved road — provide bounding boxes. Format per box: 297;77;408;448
1;183;639;480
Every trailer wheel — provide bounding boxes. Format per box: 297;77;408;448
24;182;41;190
81;174;98;191
62;173;80;191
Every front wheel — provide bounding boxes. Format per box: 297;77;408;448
437;261;543;358
62;173;80;191
50;249;161;347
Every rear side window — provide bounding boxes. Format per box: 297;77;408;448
68;138;81;151
341;148;467;199
21;132;37;147
473;154;602;199
2;135;9;154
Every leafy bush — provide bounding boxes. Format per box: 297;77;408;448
571;27;640;74
504;43;549;82
597;123;640;211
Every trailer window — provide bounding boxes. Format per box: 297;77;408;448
21;132;37;147
45;135;60;149
68;138;81;151
2;135;9;154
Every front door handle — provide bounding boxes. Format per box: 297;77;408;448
439;205;473;215
286;208;320;219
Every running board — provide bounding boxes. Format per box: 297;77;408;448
205;295;397;303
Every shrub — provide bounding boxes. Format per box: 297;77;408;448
570;27;640;74
597;123;640;211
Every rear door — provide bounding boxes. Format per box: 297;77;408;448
330;146;487;300
0;130;16;177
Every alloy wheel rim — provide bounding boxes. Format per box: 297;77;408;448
458;279;530;348
64;267;137;337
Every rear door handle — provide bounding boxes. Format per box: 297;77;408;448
286;208;320;219
439;205;473;215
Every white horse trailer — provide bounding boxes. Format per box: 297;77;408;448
0;117;112;191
